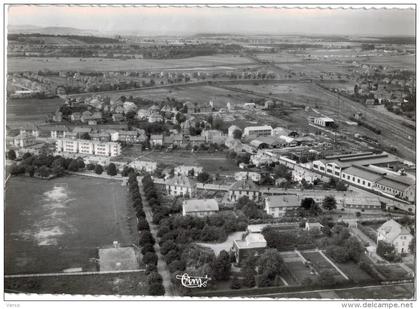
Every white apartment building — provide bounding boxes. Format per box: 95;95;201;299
55;139;121;157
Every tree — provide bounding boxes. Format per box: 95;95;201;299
409;237;415;254
10;164;25;175
345;236;364;262
210;250;231;281
76;158;85;169
86;163;95;170
139;231;155;246
326;245;349;263
141;243;155;255
241;267;256;288
301;197;316;210
168;260;186;273
256;249;284;276
160;240;177;255
377;240;398;262
80;132;91;140
148;283;165;296
107;163;117;176
143;252;158;265
147;271;163;285
7;149;16;160
67;159;79;172
197;171;211;183
232;129;242;139
230;275;241;289
94;164;103;175
137;217;150;231
322;195;337;211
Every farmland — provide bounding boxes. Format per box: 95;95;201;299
6;97;65;124
5;175;137;275
7;54;253;72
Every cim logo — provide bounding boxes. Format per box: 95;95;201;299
175;273;211;288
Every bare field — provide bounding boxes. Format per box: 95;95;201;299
7;54;253;72
7;97;65;124
5;176;137;275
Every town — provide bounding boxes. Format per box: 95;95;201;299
4;6;416;301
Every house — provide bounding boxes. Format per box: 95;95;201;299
72;127;92;138
264;195;300;218
150;135;163;147
148;113;163;123
174;165;203;177
70;112;82;122
182;199;219;217
229;179;261;202
189;135;206;147
44;125;69;139
90;132;111;142
228;125;241;138
117;130;146;144
129;160;157;173
165;175;196;197
13;133;37;148
243;125;273;138
377;219;413;254
304;222;324;232
201;130;225;144
184;101;212;114
19;123;39;137
232;233;267;264
136;109;148;120
112;113;125;122
234;171;261;182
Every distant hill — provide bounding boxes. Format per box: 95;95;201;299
8;25;101;36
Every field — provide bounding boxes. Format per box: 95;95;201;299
5;175;138;275
302;251;347;283
4;272;148;296
7;54;253;72
334;261;374;283
6;97;65;124
125;149;240;172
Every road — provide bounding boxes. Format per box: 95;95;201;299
139;184;175;296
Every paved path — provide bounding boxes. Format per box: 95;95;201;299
5;269;145;278
139;184;175;296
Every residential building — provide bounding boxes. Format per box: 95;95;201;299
377;219;413;254
148;113;163;123
182;199;219;217
264;195;300;217
55;139;121;157
174;165;203;177
201;129;225;144
234;171;261;182
19;123;39;137
70;112;82;122
189;135;206;147
228;125;241;138
112;113;125;122
165;175;196;197
13;133;36;148
129;160;157;173
229;179;261;202
150;134;163;147
232;233;267;263
243;125;273;138
90;132;111;142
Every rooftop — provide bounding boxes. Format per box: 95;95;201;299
378;219;411;242
342;165;385;182
183;199;219;213
265;195;300;208
230;179;259;191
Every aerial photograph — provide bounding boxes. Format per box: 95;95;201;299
3;3;417;303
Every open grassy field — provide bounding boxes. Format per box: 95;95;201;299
131;150;240;172
6;97;65;124
334;261;374;283
5;175;137;275
4;272;148;296
105;84;262;110
7;54;253;72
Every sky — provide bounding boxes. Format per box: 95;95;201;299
7;5;416;36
